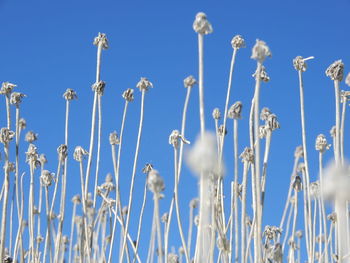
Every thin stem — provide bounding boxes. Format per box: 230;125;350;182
340;101;346;163
197;33;205;137
241;161;249;263
93;94;102;207
154;194;163;263
233;118;239;263
120;90;146;263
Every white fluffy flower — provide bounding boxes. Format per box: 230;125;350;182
186;132;223;177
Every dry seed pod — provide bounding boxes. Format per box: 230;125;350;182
193;12;213;35
325;60;344;81
184;75;197;88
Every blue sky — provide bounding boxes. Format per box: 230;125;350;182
0;0;350;260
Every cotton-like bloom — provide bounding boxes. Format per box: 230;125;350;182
251;39;271;63
0;82;16;95
183;75;197;88
325;60;344;81
212;108;221;120
93;32;109;50
315;134;331;153
122;88;134;102
193;12;213;35
228;101;243;119
136;77;153;92
323;162;350;201
147;169;165;194
10;92;26;106
63;89;77;101
73;146;88;162
231;35;245;49
186;132;223;177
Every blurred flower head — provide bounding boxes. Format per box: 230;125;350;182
193;12;213;35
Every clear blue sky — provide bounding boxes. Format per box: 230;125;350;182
0;0;349;260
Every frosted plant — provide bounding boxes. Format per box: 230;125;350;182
228;101;243;119
0;82;16;95
315;134;331;153
122;88;134;101
325;60;344;81
63;89;77;101
183;75;197;88
193;12;213;35
251;39;271;63
25;131;38;143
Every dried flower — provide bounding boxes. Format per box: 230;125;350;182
136;77;153;92
39;154;47;165
293;56;308;72
25;131;38;143
264;225;282;240
73;146;88;162
101;173;115;191
240;147;254;163
93;32;108;49
266;114;280;131
169;130;190;148
0;82;16;95
253;65;270;82
142;163;153;174
326;60;344;81
40;170;55;187
330;125;336;138
186;132;223;177
57;144;68;162
310;181;320;199
71;194;81;204
161;213;169;223
295;230;303;239
167;253;179;263
292;176;302;192
4;162;15;173
109;131;120;145
217;125;227;137
212;108;221;120
184;75;197;88
122;88;134;102
63;89;77;100
190;198;199;208
228;101;243;119
294;146;303;159
10;92;26;106
231;35;245;49
147;169;165;194
193;12;213;35
92;80;106;95
259;125;267;139
260;107;271;121
251;39;271;63
340;90;350;103
267;243;282;263
315;134;331;153
0;128;15;144
327;212;337;223
36;235;44;244
19;118;26;130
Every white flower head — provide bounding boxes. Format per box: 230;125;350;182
228;101;243;119
252;65;270;82
231;35;245;49
293;56;307;72
186;132;224;178
193;12;213;35
294;146;303;159
251;39;271;63
0;82;16;95
122;88;134;102
136;77;153;92
184;75;197;88
315;134;331;153
93;32;108;50
73;146;88;162
212;108;221;120
109;131;120;145
169;130;190;148
63;89;77;101
323;161;350;201
147;169;165;194
325;60;344;81
10;92;26;106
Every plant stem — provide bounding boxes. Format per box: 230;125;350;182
154;194;163;263
241;161;249;263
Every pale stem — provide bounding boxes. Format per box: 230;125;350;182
69;202;77;263
120;90;146;263
282;198;294;251
197;33;205;137
233;118;239;263
93;94;102;207
241;161;249;263
301;169;311;259
146;211;156;263
187;203;194;256
261;129;272;209
173;147;190;263
28;162;35;262
229;181;235;263
334;80;341;164
154;194;163;263
5;94;11;129
340;101;346;164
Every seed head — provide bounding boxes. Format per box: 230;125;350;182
19;118;26;130
142;163;153;174
310;181;320;199
295;230;303;239
147;169;165;194
193;12;213;35
26;144;39;166
122;88;134;102
40;170;55;187
212;108;221;120
57;144;68;162
346;73;350;87
71;194;81;204
184;75;197;88
168;253;179;263
73;146;88;162
330;125;336;138
315;134;330;153
0;82;16;95
340;90;350;103
93;32;109;50
240;147;254;163
251;39;271;63
63;89;78;101
10;92;26;106
293;56;307;72
161;213;169;223
260;107;271;121
266;113;280;131
136;77;153;92
92;80;106;95
292;175;302;192
253;65;270;82
0;128;15;144
218;125;227;137
228;101;243;119
325;60;344;81
25;131;38;143
109;131;120;145
259;125;267;139
169;130;190;148
231;35;245;49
